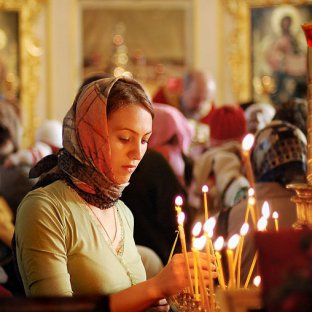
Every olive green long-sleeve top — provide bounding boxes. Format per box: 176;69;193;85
15;180;146;296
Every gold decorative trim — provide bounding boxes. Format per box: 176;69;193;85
0;0;44;147
223;0;312;103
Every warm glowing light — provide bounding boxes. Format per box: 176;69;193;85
177;212;185;225
253;275;261;287
202;185;209;193
242;134;255;151
248;197;256;207
175;196;183;206
273;211;279;219
192;222;202;237
273;211;279;231
248;188;255;197
193;235;207;250
122;71;133;78
214;236;224;251
261;201;270;219
203;217;216;233
257;216;267;231
113;66;125;77
228;234;240;250
240;223;249;236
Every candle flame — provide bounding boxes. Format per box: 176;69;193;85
202;185;209;193
192;222;202;237
240;223;249;236
228;234;240;249
242;133;255;151
248;188;255;197
261;201;270;219
193;235;207;250
248;196;256;206
257;216;267;231
253;275;261;287
214;236;224;251
177;212;185;225
175;196;183;206
272;211;279;219
203;217;216;232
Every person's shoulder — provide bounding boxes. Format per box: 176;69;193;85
17;180;68;213
116;199;132;214
25;180;67;198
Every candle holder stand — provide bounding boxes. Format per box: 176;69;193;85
286;184;312;229
168;288;220;312
286;23;312;230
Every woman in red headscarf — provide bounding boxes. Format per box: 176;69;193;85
14;77;216;311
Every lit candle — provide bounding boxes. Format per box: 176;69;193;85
244;252;258;288
245;188;257;227
213;236;226;290
241;134;256;188
244;216;266;289
204;217;216;258
193;236;210;310
169;196;184;263
192;222;202;301
167;230;179;263
257;216;268;232
175;195;183;214
235;223;249;288
177;211;194;295
202;185;209;221
203;218;216;310
253;275;261;288
261;201;270;219
227;234;240;289
273;211;279;231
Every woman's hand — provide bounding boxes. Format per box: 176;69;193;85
150;251;218;299
146;298;169;312
109;252;218;312
151;253;189;298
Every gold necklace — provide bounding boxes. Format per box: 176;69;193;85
65;183;124;254
66;183;135;285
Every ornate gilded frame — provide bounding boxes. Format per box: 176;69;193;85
223;0;312;103
0;0;44;147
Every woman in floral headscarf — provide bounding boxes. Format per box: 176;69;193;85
14;77;215;311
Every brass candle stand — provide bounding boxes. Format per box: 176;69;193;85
286;23;312;230
287;183;312;229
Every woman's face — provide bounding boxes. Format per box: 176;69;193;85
108;104;153;184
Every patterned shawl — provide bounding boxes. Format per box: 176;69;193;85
30;77;130;209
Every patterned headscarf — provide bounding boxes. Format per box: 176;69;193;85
30;76;139;209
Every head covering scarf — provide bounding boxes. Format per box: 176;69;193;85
148;103;193;185
207;104;247;146
30;77;134;209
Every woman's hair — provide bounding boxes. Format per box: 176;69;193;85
106;78;154;118
79;75;154;118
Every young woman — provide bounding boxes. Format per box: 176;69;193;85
14;77;215;311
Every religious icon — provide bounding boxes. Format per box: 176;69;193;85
251;4;312;105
